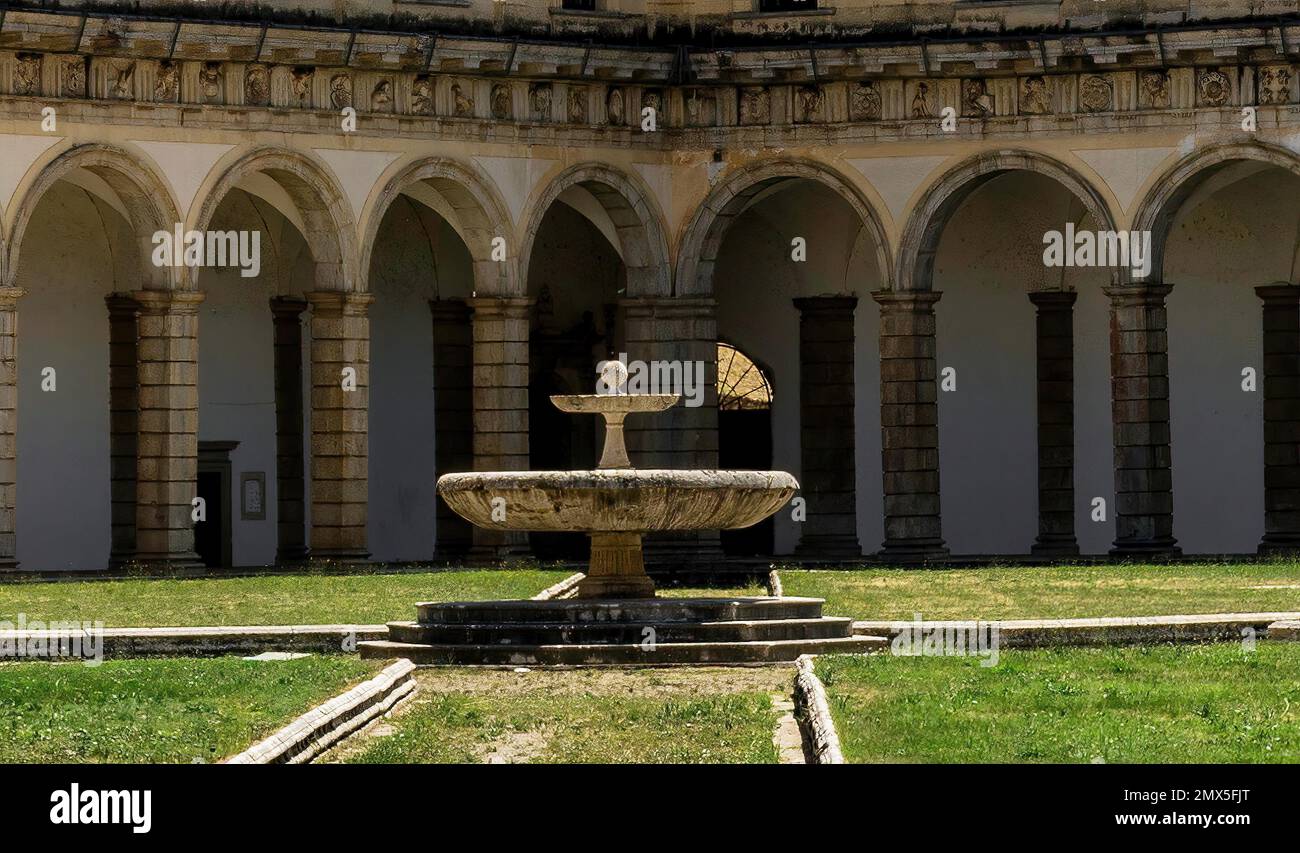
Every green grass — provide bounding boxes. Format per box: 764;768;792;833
0;569;570;627
0;656;376;763
332;667;785;764
781;563;1300;620
818;643;1300;763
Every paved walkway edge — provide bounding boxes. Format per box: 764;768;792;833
0;624;389;659
852;612;1300;648
532;572;586;600
792;654;844;765
225;659;417;764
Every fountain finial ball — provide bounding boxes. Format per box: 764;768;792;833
597;359;630;394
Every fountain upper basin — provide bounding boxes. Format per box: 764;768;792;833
437;469;798;533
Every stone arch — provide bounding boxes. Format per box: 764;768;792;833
6;142;182;290
1130;141;1300;284
519;162;671;298
190;147;358;292
897;149;1120;292
360;157;516;296
676;158;892;297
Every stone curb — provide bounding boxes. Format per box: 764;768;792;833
1269;619;1300;640
792;654;844;765
852;612;1300;648
224;659;417;765
0;624;389;660
532;572;586;600
766;569;783;598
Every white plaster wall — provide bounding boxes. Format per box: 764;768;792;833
714;181;885;556
15;183;118;571
368;197;473;561
1163;169;1300;554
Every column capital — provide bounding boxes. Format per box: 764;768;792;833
429;297;472;323
105;293;140;318
305;291;374;317
1102;281;1173;305
793;294;859;314
619;295;716;313
871;288;942;309
467;295;534;319
131;289;205;315
269;295;309;319
0;287;27;311
1027;289;1079;309
1255;282;1300;304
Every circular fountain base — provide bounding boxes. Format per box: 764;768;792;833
357;596;884;667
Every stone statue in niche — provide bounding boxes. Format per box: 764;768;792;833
1258;66;1292;105
739;86;770;125
1198;68;1231;107
607;87;625;125
795;85;824;123
452;82;474;117
244;64;269;106
14;54;42;96
329;73;352;109
849;81;881;121
1020;76;1051;114
111;61;135;100
529;83;552;120
155;61;178;102
412;76;433;114
963;78;993;116
1141;70;1169;109
371;79;393;111
62;57;86;98
491;83;511;119
291;67;313;104
199;62;223;103
1078;74;1112;112
568;86;587;123
911;81;932;118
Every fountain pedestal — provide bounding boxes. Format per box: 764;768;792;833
584;532;655;598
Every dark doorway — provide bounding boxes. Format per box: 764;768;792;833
717;343;775;556
196;441;238;568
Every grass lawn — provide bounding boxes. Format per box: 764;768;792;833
329;667;787;764
781;563;1300;620
818;643;1300;763
0;569;570;627
0;656;376;763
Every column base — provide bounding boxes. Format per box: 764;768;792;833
576;574;657;599
0;558;19;572
275;547;311;565
1109;538;1181;559
878;539;949;565
1258;535;1300;557
308;550;371;567
794;535;864;561
579;532;657;599
1030;537;1080;559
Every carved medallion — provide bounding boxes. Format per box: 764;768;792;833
1140;70;1169;109
567;86;587;123
244;64;269;106
329;73;352;109
61;57;86;99
14;53;42;96
739;86;770;125
490;84;511;120
412;76;433;115
1079;74;1113;112
963;79;993;116
795;85;824;123
607;87;625;125
849;81;881;122
1198;69;1231;107
1019;76;1051;115
370;79;392;112
529;83;552;120
1258;66;1292;106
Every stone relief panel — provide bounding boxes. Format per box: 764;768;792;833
14;53;43;97
291;66;314;107
329;73;353;109
1257;65;1293;105
1019;75;1052;114
1140;70;1170;109
641;88;663;124
908;80;935;118
529;82;552;121
849;81;882;121
962;78;993;117
244;64;270;107
490;83;511;120
1197;68;1233;107
411;75;433;115
738;86;770;125
199;62;224;104
370;77;394;113
606;86;626;125
567;84;587;123
1078;74;1113;113
60;57;86;99
450;79;474;117
685;87;717;126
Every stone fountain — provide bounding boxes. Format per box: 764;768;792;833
359;382;879;666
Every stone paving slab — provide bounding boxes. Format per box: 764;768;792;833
0;624;389;660
852;612;1300;648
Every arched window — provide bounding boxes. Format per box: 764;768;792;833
717;342;773;410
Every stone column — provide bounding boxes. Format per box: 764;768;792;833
133;290;204;569
467;296;532;558
792;295;861;559
1105;282;1180;557
872;290;947;563
621;296;723;570
106;294;139;567
0;287;24;571
1256;283;1300;555
1028;290;1080;558
431;298;474;558
271;296;308;563
306;291;373;562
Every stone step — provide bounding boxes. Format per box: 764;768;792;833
386;616;855;646
415;596;824;625
358;635;884;667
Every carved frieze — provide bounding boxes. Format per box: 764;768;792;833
567;85;587;123
329;73;352;109
199;62;223;104
1019;76;1051;115
110;61;135;100
490;83;511;120
1140;70;1170;109
245;64;270;106
963;79;993;117
15;53;42;96
1198;68;1232;107
370;78;393;112
451;81;473;117
1079;74;1113;112
795;85;824;123
291;67;313;106
910;81;933;118
155;61;178;102
411;75;433;115
1258;66;1292;105
849;81;881;122
685;88;716;126
607;87;626;125
61;57;86;99
529;83;552;121
739;86;770;125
